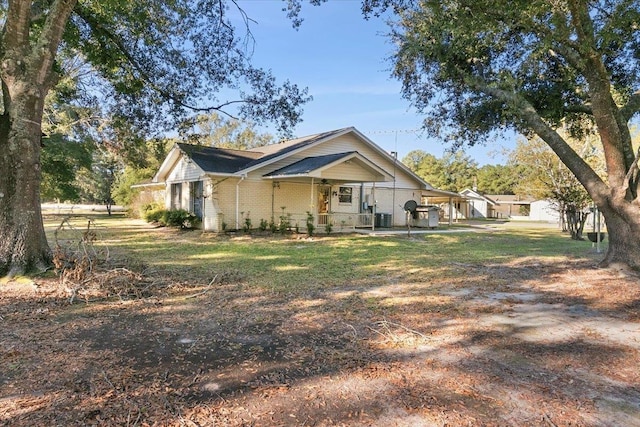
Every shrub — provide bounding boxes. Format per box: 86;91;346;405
259;218;268;232
278;213;292;233
144;207;166;223
306;211;315;237
243;215;252;233
144;208;199;229
325;222;333;234
163;209;199;229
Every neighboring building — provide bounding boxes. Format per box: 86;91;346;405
459;189;497;218
530;200;561;223
456;190;559;223
485;194;536;220
149;127;458;231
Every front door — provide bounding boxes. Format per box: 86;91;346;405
317;186;330;225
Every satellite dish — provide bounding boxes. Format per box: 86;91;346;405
404;200;418;212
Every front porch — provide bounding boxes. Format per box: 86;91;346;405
262;151;394;231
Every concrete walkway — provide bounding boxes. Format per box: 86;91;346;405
354;220;560;236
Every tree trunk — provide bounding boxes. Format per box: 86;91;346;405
0;87;52;277
598;203;640;271
565;209;589;240
0;0;82;277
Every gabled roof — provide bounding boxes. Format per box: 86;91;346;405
153;127;436;191
264;151;393;181
176;143;262;174
460;188;497;205
264;152;356;177
486;194;535;204
240;127;355;174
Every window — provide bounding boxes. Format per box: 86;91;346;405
190;181;204;218
171;183;182;210
338;186;352;204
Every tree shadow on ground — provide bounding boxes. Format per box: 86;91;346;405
1;243;639;426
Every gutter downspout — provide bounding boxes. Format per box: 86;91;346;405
236;174;246;230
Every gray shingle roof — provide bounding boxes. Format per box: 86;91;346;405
176;128;353;175
264;152;356;177
176;143;263;174
242;128;352;170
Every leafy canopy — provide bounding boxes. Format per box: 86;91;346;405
2;0;311;139
386;1;640;144
402;149;479;192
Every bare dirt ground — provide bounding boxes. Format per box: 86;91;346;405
1;237;640;426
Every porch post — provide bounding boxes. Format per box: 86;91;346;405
310;177;315;229
372;182;376;231
236;175;246;230
448;197;453;226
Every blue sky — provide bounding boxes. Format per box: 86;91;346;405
231;1;514;165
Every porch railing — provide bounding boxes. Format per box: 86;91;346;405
317;213;373;230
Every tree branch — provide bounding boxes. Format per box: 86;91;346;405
620;91;640;122
4;0;31;52
563;103;592;115
31;0;79;88
74;4;248;118
469;77;608;201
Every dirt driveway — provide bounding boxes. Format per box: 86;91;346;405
1;252;639;426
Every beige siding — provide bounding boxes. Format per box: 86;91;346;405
167;156;205;182
321;162;378;182
361;184;422;226
209;178;366;230
212;179;237;230
329;184;360;214
237;179;274;228
248;134;424;189
211;178;280;230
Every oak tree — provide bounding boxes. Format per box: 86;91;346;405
366;0;640;270
0;0;310;276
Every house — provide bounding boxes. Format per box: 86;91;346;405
149;127;458;231
529;200;561;223
486;194;536;219
456;190;561;223
459;188;497;219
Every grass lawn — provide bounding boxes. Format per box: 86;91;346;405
1;215;638;426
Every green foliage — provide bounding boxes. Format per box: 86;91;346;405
279;212;292;233
476;165;519;195
57;1;311;137
111;166;156;206
306;211;315;237
40;135;93;202
509;135;594;211
165;209;199;229
144;207;166;224
508;133;597;236
402;149;477;192
242;213;252;233
259;219;269;232
179;113;275;149
325;221;333;234
144;208;199;229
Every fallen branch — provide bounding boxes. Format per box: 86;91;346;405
185;275;219;299
543;413;558;427
367;318;430;345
